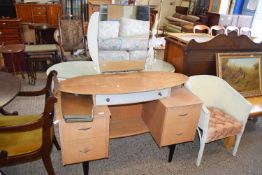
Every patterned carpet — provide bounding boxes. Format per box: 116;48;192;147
1;74;262;175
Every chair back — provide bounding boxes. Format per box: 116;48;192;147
240;27;252;37
58;15;85;51
225;26;239;35
210;25;225;36
193;25;210;34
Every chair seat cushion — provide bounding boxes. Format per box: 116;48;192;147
0;115;42;157
207;107;243;143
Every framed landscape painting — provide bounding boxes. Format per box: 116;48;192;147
216;52;262;97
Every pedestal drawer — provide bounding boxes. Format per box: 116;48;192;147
62;137;108;165
61;116;108;142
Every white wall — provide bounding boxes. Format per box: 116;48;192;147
219;0;231;14
251;0;262;37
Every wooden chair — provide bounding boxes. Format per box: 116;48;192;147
193;25;210;34
17;70;61;151
225;26;239;35
58;15;90;61
185;75;252;166
0;96;57;175
210;25;225;36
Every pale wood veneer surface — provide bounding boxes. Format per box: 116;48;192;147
59;71;188;95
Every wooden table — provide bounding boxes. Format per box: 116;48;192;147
56;71;203;174
1;44;26;77
0;72;20;115
25;44;58;85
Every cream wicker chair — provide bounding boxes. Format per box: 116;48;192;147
185;75;252;166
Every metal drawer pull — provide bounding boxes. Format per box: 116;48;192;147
80;148;90;153
78;127;92;131
179;113;188;117
2;23;6;25
106;98;110;102
176;132;183;136
158;92;162;96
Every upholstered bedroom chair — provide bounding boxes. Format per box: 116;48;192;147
58;15;90;61
0;96;57;175
193;25;210;34
185;75;252;166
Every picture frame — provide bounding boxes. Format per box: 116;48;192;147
216;52;262;97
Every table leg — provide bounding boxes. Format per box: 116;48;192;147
82;161;89;175
0;108;18;115
224;136;236;150
168;144;177;162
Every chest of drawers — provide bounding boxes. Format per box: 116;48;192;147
16;3;61;27
0;19;22;45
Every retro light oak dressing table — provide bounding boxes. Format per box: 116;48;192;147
55;71;202;175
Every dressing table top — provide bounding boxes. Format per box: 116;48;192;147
59;71;188;95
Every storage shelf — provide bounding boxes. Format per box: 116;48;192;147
109;117;149;139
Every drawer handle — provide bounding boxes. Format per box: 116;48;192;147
158;92;162;96
78;127;92;131
176;132;183;136
106;98;110;102
80;148;90;153
178;113;188;117
2;23;6;25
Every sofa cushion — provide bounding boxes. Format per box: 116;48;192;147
120;37;148;51
119;18;150;37
99;21;120;40
98;38;122;50
99;51;129;61
207;107;243;143
129;50;148;60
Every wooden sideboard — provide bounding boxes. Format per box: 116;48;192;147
164;33;262;76
16;3;61;27
0;19;22;45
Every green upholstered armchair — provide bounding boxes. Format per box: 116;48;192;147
0;71;59;175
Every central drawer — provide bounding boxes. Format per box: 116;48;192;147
95;88;170;105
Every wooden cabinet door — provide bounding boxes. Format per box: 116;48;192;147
16;4;32;23
47;4;61;27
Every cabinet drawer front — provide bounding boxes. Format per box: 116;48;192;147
95;88;170;105
0;21;19;28
62;137;108;165
165;105;200;124
0;28;20;34
61;116;108;142
32;6;47;15
33;16;48;23
161;123;197;146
